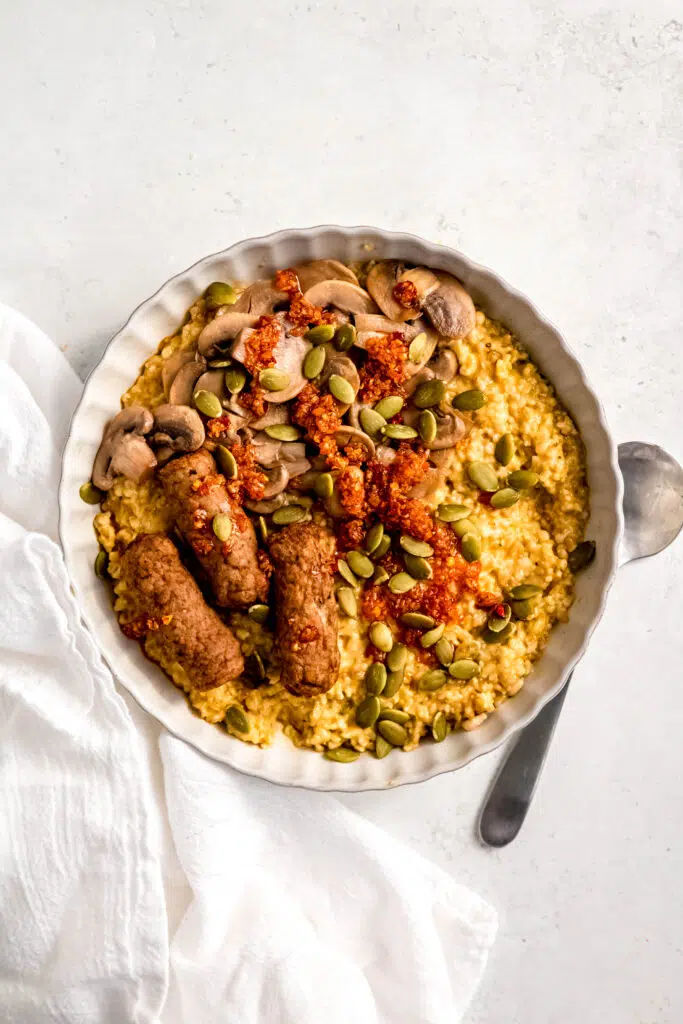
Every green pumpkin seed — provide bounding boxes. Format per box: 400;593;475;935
434;637;454;667
386;643;408;673
224;367;247;394
483;622;514;644
324;747;360;763
303;345;327;380
374;395;404;420
420;623;445;648
242;650;265;685
364;522;385;555
451;517;479;539
314;472;334;499
355;695;381;728
413;378;446;409
259;367;291;392
432;712;448;742
388;572;418;594
209;356;233;369
398;612;436;630
359;407;387;439
491;488;520;509
418;409;438;444
225;704;249;733
377;720;408;746
568;540;596;573
257;515;268;543
383;668;405;698
212;513;233;542
375;735;393;759
372;566;390;586
495;432;515;466
508;469;540;491
272;505;308;525
508;583;543;600
193;389;223;418
264;423;302;441
328;374;356;405
408;331;429;363
418;669;448;692
382;424;418;441
305;323;336;345
436;503;470;522
205;281;237;309
404;553;433;580
94;549;109;578
399;535;434;557
334;323;357;351
452;389;486;411
371;535;391;561
347;550;374;578
80;481;103;504
216;445;238;478
291;494;313;509
461;533;482;562
448;659;479;680
337;559;358;587
248;603;270;624
365;662;387;696
337;587;358;618
379;708;411;725
488;603;512;632
467;461;499;492
511;598;536;620
368;621;393;652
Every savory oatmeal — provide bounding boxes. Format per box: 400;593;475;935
84;258;593;761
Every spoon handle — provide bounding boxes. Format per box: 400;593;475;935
478;674;572;847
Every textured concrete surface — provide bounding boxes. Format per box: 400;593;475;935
2;2;682;1021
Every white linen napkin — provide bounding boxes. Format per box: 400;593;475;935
0;303;497;1024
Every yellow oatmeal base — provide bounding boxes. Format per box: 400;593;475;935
94;294;589;752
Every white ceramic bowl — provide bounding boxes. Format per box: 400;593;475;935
59;226;622;791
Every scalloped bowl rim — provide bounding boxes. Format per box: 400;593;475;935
59;225;622;792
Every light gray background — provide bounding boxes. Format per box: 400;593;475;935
2;2;682;1022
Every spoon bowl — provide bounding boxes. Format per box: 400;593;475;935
619;441;683;565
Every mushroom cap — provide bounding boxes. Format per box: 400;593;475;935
151;405;206;452
427;346;458;383
317;345;360;414
365;261;414;321
232;280;288;315
194;369;226;402
303;279;378;314
92;406;156;490
292;259;359;292
109;435;158;485
168;358;208;405
422;272;476;339
197;312;259;357
395;266;440;307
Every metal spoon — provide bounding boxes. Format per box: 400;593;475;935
478;442;683;847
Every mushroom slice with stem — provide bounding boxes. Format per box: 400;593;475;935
365;260;413;321
279;442;307;464
303;280;378;314
334;425;376;461
168;358;208;406
402;407;469;450
92;407;157;490
422;271;476;339
197;312;259;358
428;346;458;382
151;405;205;452
243;464;290;513
233;326;310;405
194;369;226;402
232;280;288;315
395;266;440;309
250;433;282;468
317;346;360;414
292;260;359;292
162;348;198;398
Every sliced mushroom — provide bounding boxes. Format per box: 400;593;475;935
395;266;440;309
194;369;226;402
250;433;282;468
292;259;359;292
244;492;288;514
404;367;434;397
151;405;205;452
249;403;289;430
232;325;310;405
374;444;397;465
365;260;414;321
317;346;360;413
354;313;409;335
404;330;438;378
283;457;312;479
422;272;476;339
428;346;458;382
162;348;197;398
92;407;157;491
243;464;290;512
154;445;176;467
334;425;376;461
197;312;259;358
280;442;307;464
168;358;208;405
303;280;378;314
232;280;288;315
402;407;469;450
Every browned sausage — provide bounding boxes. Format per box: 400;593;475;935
158;449;268;609
118;533;244;690
268;522;339;697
